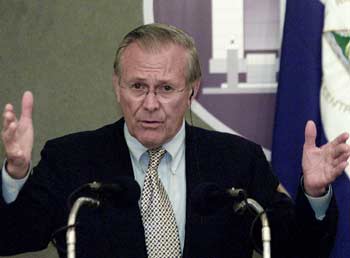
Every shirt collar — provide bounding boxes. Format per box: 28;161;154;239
124;125;147;163
124;121;186;173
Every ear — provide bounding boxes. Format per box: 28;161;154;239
112;73;121;103
188;80;201;105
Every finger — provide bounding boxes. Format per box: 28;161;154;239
332;144;350;159
2;121;17;144
332;150;350;166
333;161;349;176
20;91;34;120
2;108;18;130
304;120;317;148
4;103;14;113
330;132;350;146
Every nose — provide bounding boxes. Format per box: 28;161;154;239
142;91;160;111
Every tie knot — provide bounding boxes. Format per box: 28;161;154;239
147;147;166;170
148;147;166;161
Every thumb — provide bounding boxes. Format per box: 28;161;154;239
20;91;34;120
304;120;317;148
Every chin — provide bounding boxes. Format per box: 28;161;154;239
134;128;166;147
141;139;163;149
137;134;165;149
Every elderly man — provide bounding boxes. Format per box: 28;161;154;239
1;23;349;258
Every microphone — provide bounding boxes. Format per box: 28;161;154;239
191;183;247;215
191;183;271;258
68;177;141;209
66;177;140;258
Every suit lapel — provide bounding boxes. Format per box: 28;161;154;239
104;119;134;179
98;119;147;257
183;124;203;257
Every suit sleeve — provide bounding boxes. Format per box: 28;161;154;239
0;142;64;256
249;145;338;258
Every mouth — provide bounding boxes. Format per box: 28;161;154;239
140;120;163;128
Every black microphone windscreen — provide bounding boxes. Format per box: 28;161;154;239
68;177;140;209
114;177;141;206
99;177;141;208
191;183;232;216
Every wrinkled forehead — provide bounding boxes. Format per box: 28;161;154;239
120;42;188;79
122;40;189;60
135;37;176;52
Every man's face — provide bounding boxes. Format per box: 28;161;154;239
113;42;199;149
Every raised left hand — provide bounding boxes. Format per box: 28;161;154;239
302;120;350;197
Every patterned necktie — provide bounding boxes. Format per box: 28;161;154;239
140;147;182;258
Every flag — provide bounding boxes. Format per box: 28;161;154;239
272;0;350;257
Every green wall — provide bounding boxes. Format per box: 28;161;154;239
0;0;144;165
0;1;208;257
0;1;140;257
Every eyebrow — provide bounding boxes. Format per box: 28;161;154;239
126;77;176;86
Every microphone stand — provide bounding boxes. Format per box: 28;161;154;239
234;198;271;258
66;197;100;258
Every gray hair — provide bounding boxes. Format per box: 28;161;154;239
113;23;202;86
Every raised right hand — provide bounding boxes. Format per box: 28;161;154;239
1;91;34;179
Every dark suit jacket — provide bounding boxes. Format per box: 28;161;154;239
0;119;337;258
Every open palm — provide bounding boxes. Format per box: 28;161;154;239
1;91;34;179
302;121;350;197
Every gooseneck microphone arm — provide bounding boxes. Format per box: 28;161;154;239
65;178;140;258
235;198;271;258
66;197;100;258
192;183;271;258
228;188;271;258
